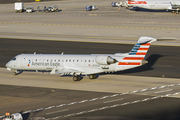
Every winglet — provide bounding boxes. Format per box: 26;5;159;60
137;36;157;44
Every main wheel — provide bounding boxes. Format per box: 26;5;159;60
89;74;97;79
73;76;78;81
73;75;81;81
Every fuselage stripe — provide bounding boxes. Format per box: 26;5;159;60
118;62;141;65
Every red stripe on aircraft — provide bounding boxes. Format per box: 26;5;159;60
118;62;141;65
136;53;146;55
141;43;151;46
128;1;147;4
123;57;144;60
138;48;149;50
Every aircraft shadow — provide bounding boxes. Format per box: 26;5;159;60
115;54;163;74
98;54;162;76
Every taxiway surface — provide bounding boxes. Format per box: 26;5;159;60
0;0;180;119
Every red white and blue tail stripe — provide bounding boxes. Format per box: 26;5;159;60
118;37;156;66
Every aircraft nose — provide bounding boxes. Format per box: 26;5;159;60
5;61;10;68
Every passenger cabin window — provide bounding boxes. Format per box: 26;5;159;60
12;58;16;60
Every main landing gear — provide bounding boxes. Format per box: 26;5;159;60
89;74;97;79
73;75;81;81
73;74;97;81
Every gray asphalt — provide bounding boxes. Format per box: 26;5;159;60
0;38;180;78
1;84;180;120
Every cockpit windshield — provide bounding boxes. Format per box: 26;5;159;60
12;58;16;60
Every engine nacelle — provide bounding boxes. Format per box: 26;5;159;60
95;55;117;65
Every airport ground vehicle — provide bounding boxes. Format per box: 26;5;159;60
45;5;58;12
3;113;23;120
111;2;122;7
15;2;24;13
26;7;33;13
85;5;98;11
37;6;46;12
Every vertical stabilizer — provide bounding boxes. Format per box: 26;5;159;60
118;37;156;66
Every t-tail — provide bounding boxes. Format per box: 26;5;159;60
119;36;157;66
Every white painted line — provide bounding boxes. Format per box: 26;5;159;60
36;108;44;111
165;94;172;97
140;89;148;92
88;109;98;112
149;87;157;90
23;110;32;114
103;98;124;103
168;84;176;87
131;100;140;103
89;98;99;101
110;94;119;97
151;96;160;99
159;85;166;88
64;113;75;117
76;111;86;115
120;93;126;95
99;106;109;110
56;104;66;107
172;92;180;95
46;109;69;115
110;104;119;108
67;102;77;105
100;96;109;99
130;90;139;93
123;102;130;105
141;98;150;101
78;100;88;103
154;89;173;94
45;106;55;110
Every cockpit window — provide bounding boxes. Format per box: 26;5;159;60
12;58;16;60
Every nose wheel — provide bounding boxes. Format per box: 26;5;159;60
13;72;18;76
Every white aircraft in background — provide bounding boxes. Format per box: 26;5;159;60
6;36;156;81
125;0;180;13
